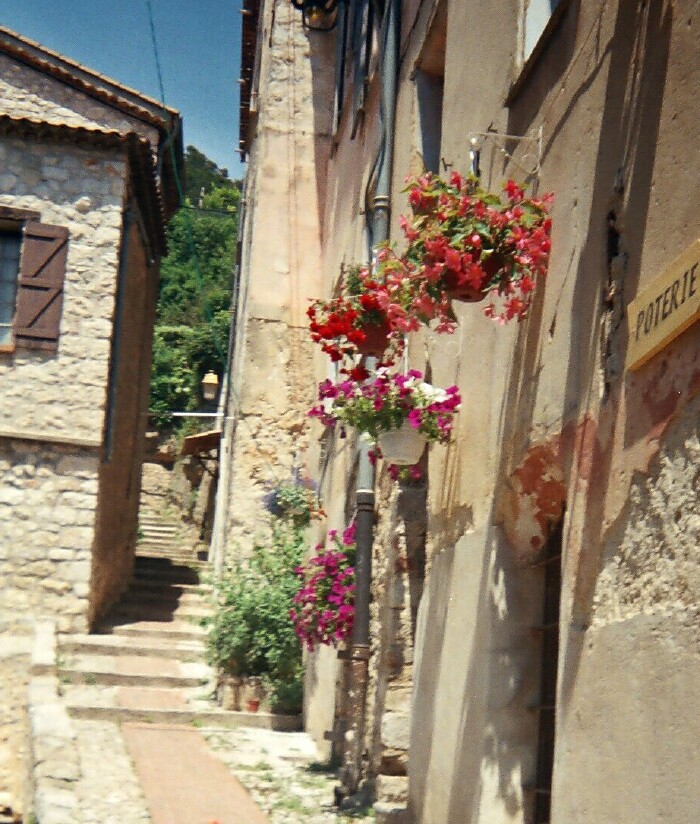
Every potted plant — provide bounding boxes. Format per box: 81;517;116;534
308;368;461;467
262;477;322;526
290;522;356;650
397;172;553;324
307;265;404;362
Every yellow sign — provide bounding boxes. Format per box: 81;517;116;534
626;239;700;370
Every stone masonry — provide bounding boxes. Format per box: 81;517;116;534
0;439;98;633
0;137;125;445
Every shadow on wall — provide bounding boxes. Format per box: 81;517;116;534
408;525;543;824
502;0;672;713
409;3;675;823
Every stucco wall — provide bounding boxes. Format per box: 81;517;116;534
309;0;700;821
404;1;700;822
554;392;700;822
223;0;333;550
0;134;125;446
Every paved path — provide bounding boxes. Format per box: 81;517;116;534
58;538;280;823
123;723;269;824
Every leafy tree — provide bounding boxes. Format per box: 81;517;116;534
149;148;240;432
183;145;236;202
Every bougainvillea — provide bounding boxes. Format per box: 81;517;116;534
290;522;356;650
308;367;461;442
307;266;404;363
397;172;553;324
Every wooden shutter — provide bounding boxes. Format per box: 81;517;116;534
14;221;68;350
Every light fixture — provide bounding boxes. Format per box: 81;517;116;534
291;0;338;32
201;371;219;402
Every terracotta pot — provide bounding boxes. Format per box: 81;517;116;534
441;269;487;303
356;319;391;357
480;252;509;279
378;422;427;466
246;698;261;713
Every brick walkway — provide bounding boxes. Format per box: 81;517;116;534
123;723;269;824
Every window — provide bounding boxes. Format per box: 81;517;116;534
523;0;560;62
0;229;21;348
415;0;446;174
0;211;68;353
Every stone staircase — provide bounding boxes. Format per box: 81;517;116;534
56;550;299;731
137;508;206;564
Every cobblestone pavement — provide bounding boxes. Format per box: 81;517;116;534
74;720;151;824
203;727;374;823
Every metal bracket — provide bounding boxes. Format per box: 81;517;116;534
468;125;543;179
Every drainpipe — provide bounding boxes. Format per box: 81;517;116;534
341;0;400;800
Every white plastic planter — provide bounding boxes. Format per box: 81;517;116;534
378;421;427;466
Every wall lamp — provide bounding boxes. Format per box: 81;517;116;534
201;371;220;403
291;0;338;32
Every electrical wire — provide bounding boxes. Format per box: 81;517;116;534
144;0;304;489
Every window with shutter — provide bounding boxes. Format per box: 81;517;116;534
0;230;22;349
14;222;69;351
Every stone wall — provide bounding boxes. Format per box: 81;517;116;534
0;135;125;446
226;321;318;553
0;52;159;145
0;629;31;819
0;439;98;633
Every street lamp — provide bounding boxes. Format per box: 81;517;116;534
201;371;219;403
291;0;338;31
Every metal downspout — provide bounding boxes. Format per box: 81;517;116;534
343;0;400;800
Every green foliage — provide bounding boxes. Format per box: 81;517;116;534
149;146;241;433
205;523;305;714
183;144;236;202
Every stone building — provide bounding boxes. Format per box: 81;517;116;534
227;1;699;823
0;26;183;633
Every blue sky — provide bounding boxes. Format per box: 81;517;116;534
0;0;245;179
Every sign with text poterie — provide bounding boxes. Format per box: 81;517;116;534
626;239;700;370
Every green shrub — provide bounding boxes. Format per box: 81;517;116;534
205;522;305;713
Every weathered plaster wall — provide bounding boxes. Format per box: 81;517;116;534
0;439;98;633
404;1;700;822
223;0;334;555
554;393;700;822
0;135;125;445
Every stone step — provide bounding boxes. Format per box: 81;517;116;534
61;684;302;730
139;522;179;533
134;558;206;583
58;653;212;688
137;540;184;552
121;586;210;609
135;549;206;565
60;633;206;663
128;578;213;597
110;600;211;623
102;619;207;643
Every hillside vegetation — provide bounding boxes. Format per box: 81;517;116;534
149;146;240;431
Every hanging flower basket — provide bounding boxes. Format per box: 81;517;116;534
397;172;553;323
307;265;403;363
377;421;427;465
356;318;392;357
308;368;461;477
